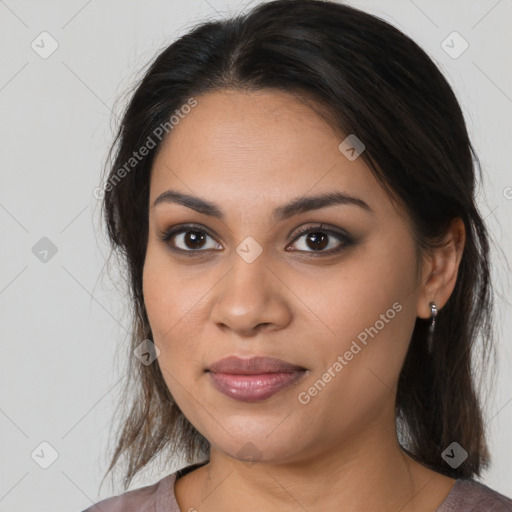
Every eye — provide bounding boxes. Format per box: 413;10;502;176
159;224;222;253
159;223;353;256
287;224;353;255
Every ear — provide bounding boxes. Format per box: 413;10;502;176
416;217;466;320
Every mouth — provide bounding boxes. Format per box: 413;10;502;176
206;356;308;402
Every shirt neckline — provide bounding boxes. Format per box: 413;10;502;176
159;461;209;512
160;465;466;512
434;478;464;511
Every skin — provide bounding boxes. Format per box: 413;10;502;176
142;89;466;511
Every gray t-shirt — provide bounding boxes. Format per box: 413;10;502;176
80;463;512;511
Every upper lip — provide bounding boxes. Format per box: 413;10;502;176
207;356;307;374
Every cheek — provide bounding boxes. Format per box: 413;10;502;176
142;250;199;363
295;234;416;349
142;260;203;426
143;239;204;335
295;238;418;420
142;247;214;405
294;294;415;437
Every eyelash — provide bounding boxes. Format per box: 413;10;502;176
158;223;353;257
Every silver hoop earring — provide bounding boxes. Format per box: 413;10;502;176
427;301;437;353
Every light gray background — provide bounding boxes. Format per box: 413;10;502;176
1;1;511;510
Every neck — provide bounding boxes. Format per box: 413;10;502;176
175;418;450;511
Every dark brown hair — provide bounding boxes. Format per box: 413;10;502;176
97;0;497;491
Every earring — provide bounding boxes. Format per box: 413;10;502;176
427;301;437;353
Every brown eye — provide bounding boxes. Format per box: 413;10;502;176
288;225;353;254
180;230;207;250
303;232;329;251
160;225;222;253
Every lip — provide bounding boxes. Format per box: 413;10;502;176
206;356;307;402
208;356;306;374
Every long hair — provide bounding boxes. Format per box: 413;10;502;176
97;0;496;491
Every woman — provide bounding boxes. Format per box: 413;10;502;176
82;0;512;510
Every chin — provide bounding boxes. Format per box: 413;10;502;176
207;421;311;466
221;441;301;465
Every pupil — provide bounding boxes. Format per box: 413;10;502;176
308;232;328;250
186;231;205;249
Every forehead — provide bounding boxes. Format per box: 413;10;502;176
149;89;389;216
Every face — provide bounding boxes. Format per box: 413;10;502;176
142;89;424;464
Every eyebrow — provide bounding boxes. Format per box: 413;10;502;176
152;189;373;222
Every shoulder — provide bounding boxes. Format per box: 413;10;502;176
437;478;512;511
79;472;179;512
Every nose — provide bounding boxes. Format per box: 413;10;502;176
209;251;292;336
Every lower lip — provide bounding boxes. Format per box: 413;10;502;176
208;371;306;402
